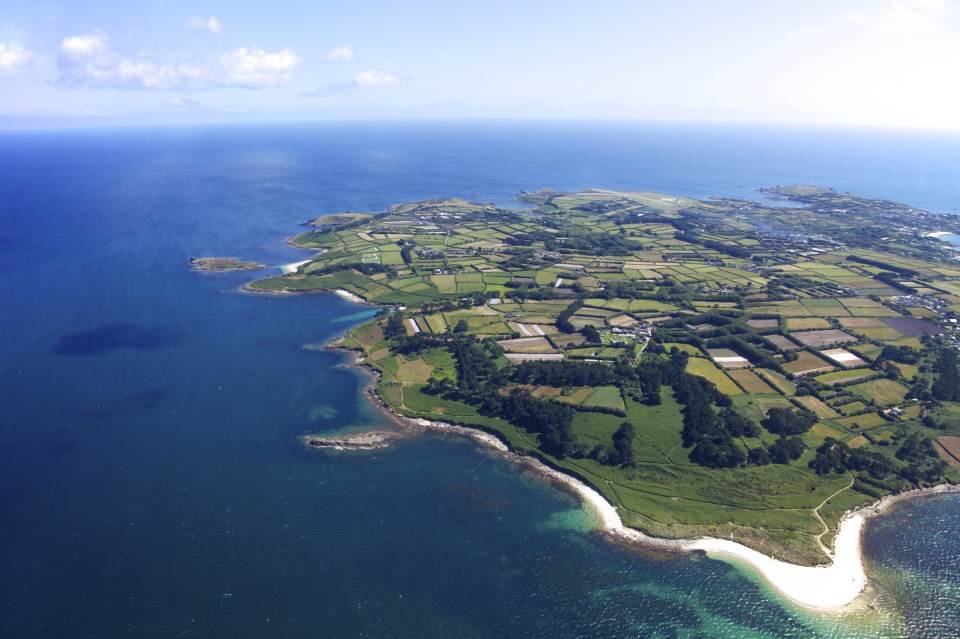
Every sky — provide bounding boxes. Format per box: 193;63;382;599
1;0;959;129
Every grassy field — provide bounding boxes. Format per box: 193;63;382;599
686;358;742;395
848;379;910;406
727;369;777;394
252;188;960;563
582;386;625;412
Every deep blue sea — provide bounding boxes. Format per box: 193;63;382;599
1;122;959;638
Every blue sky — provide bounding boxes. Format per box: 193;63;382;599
1;0;959;129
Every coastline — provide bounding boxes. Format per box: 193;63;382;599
318;303;959;612
278;259;311;275
334;289;368;305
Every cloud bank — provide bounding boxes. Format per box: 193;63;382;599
56;31;301;90
219;46;302;88
0;42;33;70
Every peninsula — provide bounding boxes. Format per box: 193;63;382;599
244;187;960;608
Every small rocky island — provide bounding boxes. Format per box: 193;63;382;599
304;430;406;450
189;257;265;271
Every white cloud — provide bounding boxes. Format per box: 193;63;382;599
849;0;954;34
186;16;223;36
55;32;302;91
354;69;404;88
58;32;206;89
0;42;33;71
327;45;356;62
60;32;107;59
219;46;303;88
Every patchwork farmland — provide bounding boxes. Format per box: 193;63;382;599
250;186;960;564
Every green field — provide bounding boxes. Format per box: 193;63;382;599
582;386;625;412
686;358;742;395
248;187;960;564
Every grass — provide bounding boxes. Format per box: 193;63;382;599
394;356;434;383
662;343;704;356
727;369;777;394
754;369;796;395
421;348;457;381
836;401;868;416
786;317;832;330
685;358;742;395
554;388;594;405
814;368;873;384
794;396;839;419
582;386;625;411
848;378;909;406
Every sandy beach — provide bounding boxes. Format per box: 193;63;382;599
334;289;367;304
278;259;311;275
323;318;960;613
687;516;866;610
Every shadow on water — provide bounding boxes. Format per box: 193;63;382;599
0;236;26;250
52;323;184;355
46;441;78;458
124;387;168;410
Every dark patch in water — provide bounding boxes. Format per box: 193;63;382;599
47;441;77;457
53;323;184;356
126;388;167;410
0;236;26;250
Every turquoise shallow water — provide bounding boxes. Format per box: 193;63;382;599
1;122;959;638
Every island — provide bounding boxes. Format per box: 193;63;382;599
240;187;960;609
189;257;265;271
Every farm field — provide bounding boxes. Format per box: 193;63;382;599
790;329;857;347
257;186;960;564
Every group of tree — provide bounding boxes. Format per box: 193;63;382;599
512;359;620;388
931;349;960;401
809;436;945;485
878;345;920;365
555;300;584;334
310;261;392;276
845;255;919;278
762;407;817;435
543;231;643;256
699;239;752;259
499;390;575;456
581;324;602;343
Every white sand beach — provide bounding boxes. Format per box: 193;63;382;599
687;516;866;610
334;289;366;304
559;469;867;610
279;259;311;274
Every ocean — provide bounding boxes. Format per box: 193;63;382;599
1;122;958;638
